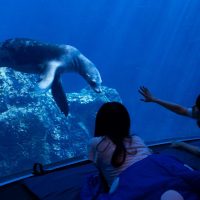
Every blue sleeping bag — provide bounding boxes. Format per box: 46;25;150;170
81;154;200;200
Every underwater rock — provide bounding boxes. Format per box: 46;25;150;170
0;68;122;177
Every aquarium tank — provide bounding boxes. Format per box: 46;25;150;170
0;0;200;181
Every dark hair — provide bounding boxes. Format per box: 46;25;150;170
95;102;131;167
196;95;200;110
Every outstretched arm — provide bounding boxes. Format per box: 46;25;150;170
138;86;189;116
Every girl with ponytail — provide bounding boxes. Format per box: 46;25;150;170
88;102;152;187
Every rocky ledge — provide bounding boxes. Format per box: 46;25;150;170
0;68;121;177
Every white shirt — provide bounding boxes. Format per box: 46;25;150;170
88;135;152;186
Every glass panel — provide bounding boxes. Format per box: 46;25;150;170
0;0;200;180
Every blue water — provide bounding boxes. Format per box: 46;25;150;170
1;0;200;137
0;0;200;173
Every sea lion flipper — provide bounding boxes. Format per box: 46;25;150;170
38;60;61;91
51;75;69;116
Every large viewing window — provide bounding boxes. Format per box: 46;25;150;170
0;0;200;183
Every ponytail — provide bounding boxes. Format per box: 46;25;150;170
111;137;126;167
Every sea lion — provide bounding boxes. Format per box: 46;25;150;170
0;38;102;116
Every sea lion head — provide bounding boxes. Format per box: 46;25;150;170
85;66;102;93
77;53;102;93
